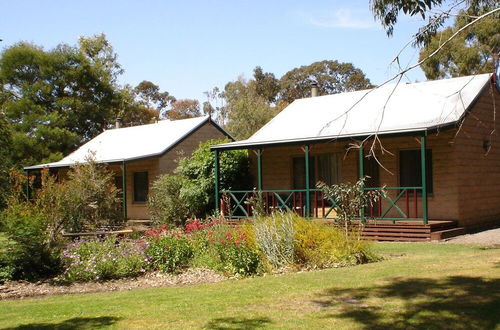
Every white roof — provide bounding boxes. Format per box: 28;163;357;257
26;116;216;169
215;73;495;149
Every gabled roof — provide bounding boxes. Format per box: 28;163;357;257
213;73;497;150
26;116;230;170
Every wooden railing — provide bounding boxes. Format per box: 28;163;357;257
220;186;426;222
364;187;424;221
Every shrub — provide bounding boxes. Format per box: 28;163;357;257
148;175;190;227
253;213;295;268
61;238;147;282
0;158;122;281
58;158;122;232
251;212;378;269
0;251;15;283
146;236;194;273
293;216;377;268
317;177;381;236
176;139;251;219
215;227;261;276
1;200;64;280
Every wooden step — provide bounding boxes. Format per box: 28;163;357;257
363;227;430;233
363;235;430;242
430;227;466;241
362;231;430;238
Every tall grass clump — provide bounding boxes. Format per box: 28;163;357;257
252;212;378;270
254;213;295;268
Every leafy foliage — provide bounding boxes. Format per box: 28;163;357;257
223;76;279;140
370;0;498;46
167;99;202;120
175;138;251;219
148;174;190;227
0;36;121;165
278;60;373;103
293;216;376;268
419;7;499;79
253;213;378;270
0;160;121;280
214;227;261;276
318;177;380;235
133;80;176;119
56;159;123;232
0;114;12;209
146;236;194;273
370;0;445;37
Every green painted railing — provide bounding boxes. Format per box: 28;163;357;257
219;186;426;222
220;189;338;219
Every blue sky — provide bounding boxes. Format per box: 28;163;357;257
2;0;431;101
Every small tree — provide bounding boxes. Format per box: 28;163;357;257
318;177;381;236
148;174;190;227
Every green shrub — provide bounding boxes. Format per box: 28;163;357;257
254;213;295;268
148;139;251;225
318;177;381;236
176;139;251;218
58;158;122;232
1;201;64;280
61;238;147;282
147;236;194;273
0;251;15;283
148;175;189;226
0;159;122;281
215;227;261;276
251;213;378;269
293;216;377;267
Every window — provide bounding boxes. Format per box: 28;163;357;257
133;172;148;203
293;156;315;189
293;153;341;189
317;153;341;186
399;149;433;194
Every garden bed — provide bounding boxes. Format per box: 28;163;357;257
0;268;226;300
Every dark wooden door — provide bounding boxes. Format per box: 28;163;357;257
363;156;381;217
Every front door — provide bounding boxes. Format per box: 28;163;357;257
364;155;381;217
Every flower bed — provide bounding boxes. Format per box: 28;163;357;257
55;213;377;284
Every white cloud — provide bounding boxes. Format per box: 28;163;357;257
299;7;379;30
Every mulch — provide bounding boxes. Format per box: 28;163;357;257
0;268;227;300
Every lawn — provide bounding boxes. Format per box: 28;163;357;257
0;242;499;329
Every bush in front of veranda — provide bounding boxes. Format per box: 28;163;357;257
148;139;251;226
251;212;378;270
60;237;148;282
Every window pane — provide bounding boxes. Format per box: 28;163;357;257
317;153;341;185
133;172;148;202
292;156;315;189
399;150;433;193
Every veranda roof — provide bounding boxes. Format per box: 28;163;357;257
213;73;496;150
26;116;218;170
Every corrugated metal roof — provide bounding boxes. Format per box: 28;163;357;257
214;73;495;150
26;116;213;170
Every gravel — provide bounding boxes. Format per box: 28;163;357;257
0;268;227;300
443;227;500;245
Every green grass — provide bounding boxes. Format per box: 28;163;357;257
0;243;499;329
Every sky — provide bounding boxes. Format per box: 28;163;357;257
1;0;432;101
